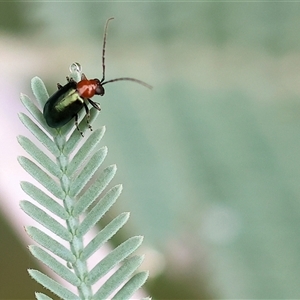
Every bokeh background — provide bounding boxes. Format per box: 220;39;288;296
1;1;300;299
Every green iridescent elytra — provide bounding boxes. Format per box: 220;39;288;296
43;79;89;128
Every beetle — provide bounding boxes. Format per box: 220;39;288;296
43;17;152;136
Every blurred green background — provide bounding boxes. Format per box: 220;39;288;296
1;1;300;299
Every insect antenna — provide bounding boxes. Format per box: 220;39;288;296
101;17;114;83
100;17;152;90
102;77;153;89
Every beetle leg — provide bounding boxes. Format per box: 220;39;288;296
74;114;84;137
57;83;63;89
88;99;101;111
66;76;76;83
81;73;87;80
83;102;92;131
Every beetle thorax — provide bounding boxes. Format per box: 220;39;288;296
76;78;104;98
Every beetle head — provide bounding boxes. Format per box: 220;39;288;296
95;79;105;96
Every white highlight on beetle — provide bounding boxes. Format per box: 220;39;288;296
69;62;82;74
69;62;82;82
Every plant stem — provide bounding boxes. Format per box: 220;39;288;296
55;134;93;299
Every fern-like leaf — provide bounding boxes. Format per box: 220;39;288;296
18;72;149;299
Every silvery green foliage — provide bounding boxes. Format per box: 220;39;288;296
18;71;148;299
